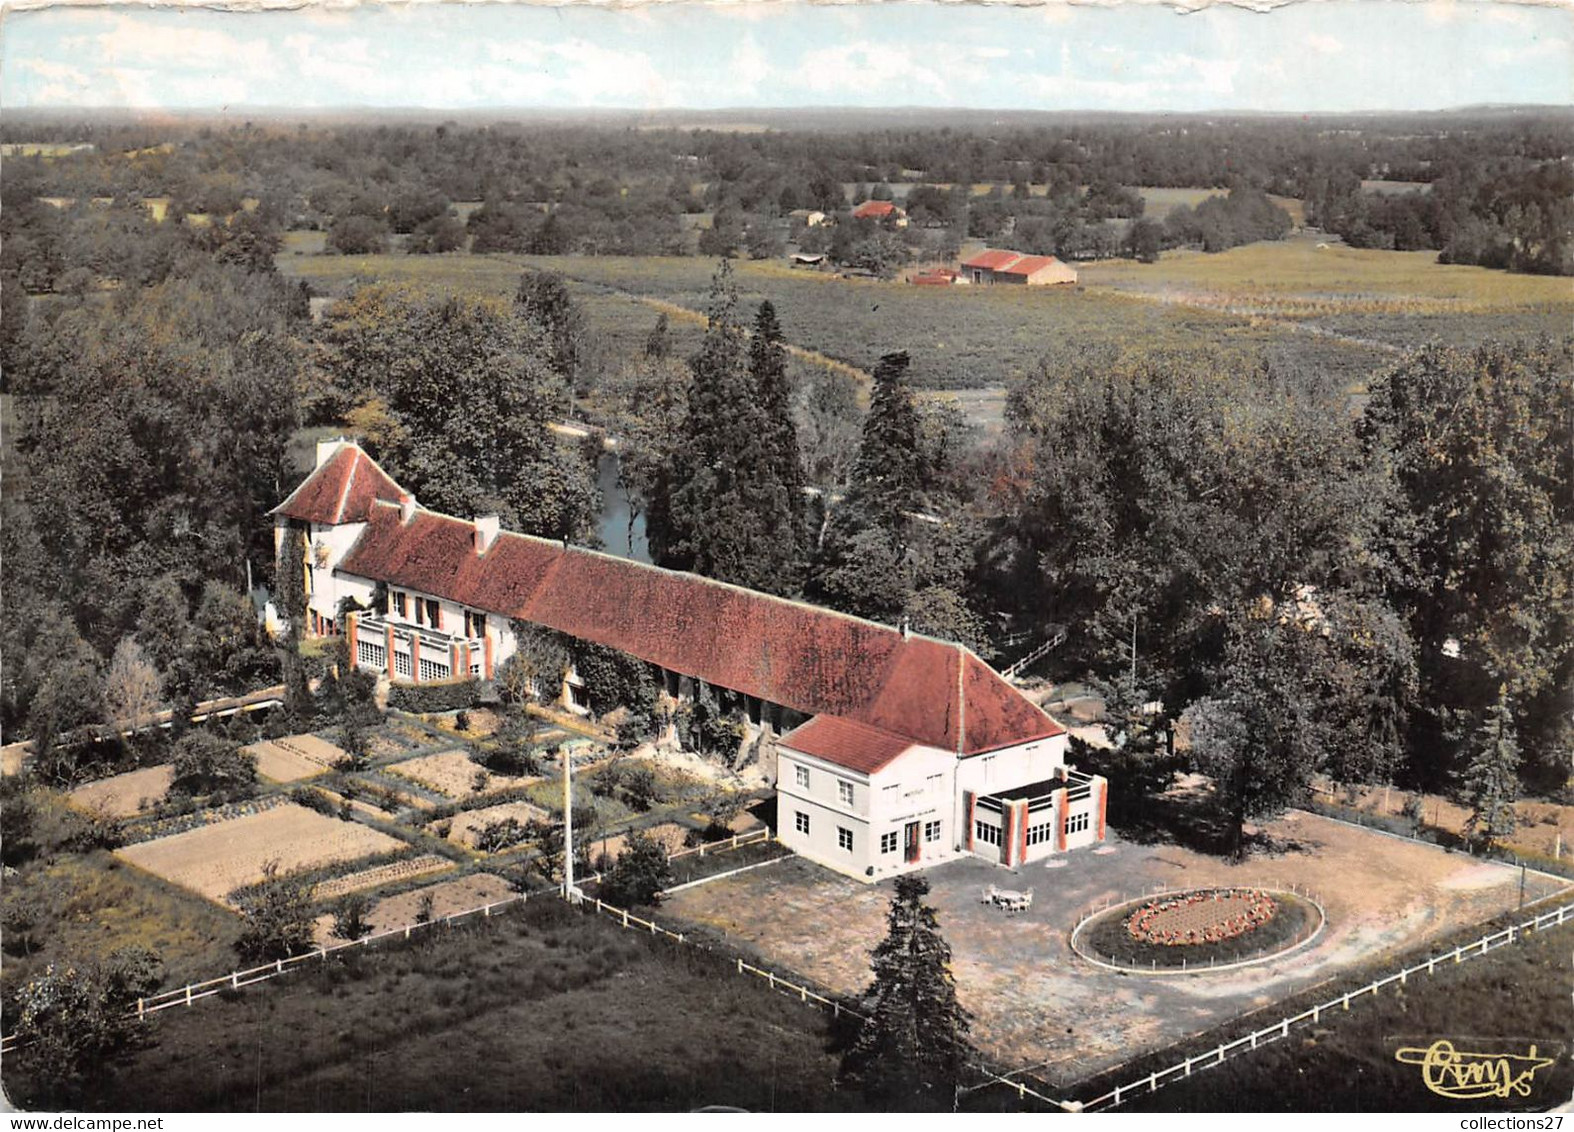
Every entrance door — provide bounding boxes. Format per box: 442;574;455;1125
905;821;921;863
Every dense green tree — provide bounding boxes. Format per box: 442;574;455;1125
515;270;587;395
748;300;805;584
9;947;162;1108
168;732;257;798
839;874;972;1110
315;284;599;542
852;351;923;521
656;264;799;594
1360;339;1573;789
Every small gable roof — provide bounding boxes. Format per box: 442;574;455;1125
271;443;409;526
852;200;898;219
779;716;914;776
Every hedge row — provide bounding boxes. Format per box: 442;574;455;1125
387;679;481;714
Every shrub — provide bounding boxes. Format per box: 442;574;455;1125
9;947;163;1106
234;861;316;962
168;732;257;799
455;711;471;734
388;680;480;714
600;832;673;908
475;817;530;854
330;893;373;942
290;786;337;816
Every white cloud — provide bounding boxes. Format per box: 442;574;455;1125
799;42;949;98
1304;32;1344;55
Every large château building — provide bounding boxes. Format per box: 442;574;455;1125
273;439;1108;881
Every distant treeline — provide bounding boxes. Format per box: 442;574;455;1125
2;113;1570;279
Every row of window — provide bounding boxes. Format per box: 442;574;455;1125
388;591;489;640
794;813;943;856
794;764;857;806
980;812;1093;849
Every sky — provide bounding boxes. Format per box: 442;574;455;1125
1;1;1570;115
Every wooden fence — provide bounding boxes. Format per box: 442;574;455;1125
1068;896;1574;1113
0;833;775;1055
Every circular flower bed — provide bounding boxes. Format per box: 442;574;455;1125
1125;887;1277;947
1072;887;1323;972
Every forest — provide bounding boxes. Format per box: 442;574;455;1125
1;110;1569;861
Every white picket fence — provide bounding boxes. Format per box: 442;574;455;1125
664;826;771;862
0;832;773;1055
1071;896;1574;1113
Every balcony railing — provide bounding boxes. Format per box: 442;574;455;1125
354;614;485;683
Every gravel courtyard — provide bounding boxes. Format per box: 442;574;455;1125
663;810;1569;1085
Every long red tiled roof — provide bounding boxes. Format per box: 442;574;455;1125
959;248;1023;272
996;254;1064;277
272;443;408;526
337;498;1062;756
779;716;915;775
852;200;898;219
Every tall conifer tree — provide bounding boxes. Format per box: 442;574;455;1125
749;300;804;586
839;874;972;1109
1463;689;1522;852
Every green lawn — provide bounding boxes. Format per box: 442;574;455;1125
3;898;864;1112
1092;917;1574;1113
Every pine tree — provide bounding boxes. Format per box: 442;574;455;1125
749;300;805;585
840;874;972;1110
852;351;923;521
1463;689;1522;852
658;264;798;595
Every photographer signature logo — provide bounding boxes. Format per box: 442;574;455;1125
1393;1038;1557;1100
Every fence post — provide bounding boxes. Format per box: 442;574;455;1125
138;998;145;1019
1342;994;1350;1011
737;958;744;974
186;984;193;1006
276;958;284;973
622;910;629;928
768;972;776;990
232;972;239;990
1148;1073;1157;1093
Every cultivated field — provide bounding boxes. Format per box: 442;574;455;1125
442;800;552;850
311;854;455;902
67;765;175;818
245;733;344;783
387;749;541;798
116;804;408;905
281;250;1381;395
663;810;1569;1086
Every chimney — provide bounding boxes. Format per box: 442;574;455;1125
473;514;500;555
315;437;347;469
900;617;911;641
399;493;417;524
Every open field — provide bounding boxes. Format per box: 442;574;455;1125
664;811;1569;1086
2;899;861;1112
1135;186;1306;227
1115;917;1574;1112
310;872;516;944
1313;779;1574;864
245;734;344;783
387;749;541;799
1;849;242;1006
116;804;408;905
279;250;1383;393
67;765;175;818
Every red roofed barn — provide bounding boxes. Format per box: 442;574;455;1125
960;248;1078;286
274;440;1107;880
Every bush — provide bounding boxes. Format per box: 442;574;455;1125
474;817;530;854
600;832;673;908
234;861;316;962
168;732;257;799
290;785;336;815
388;680;480;714
330;893;372;942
